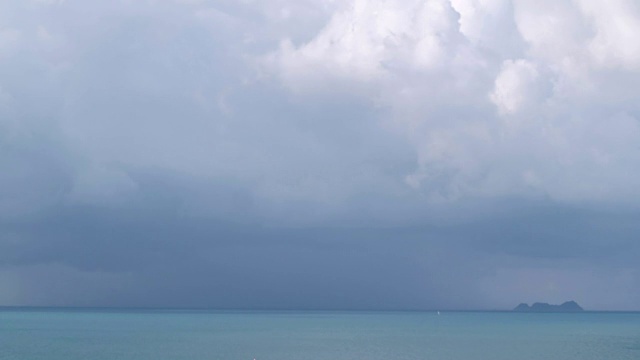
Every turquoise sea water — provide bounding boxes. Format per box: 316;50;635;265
1;309;639;360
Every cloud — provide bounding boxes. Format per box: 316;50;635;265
1;0;640;309
269;0;640;206
490;59;543;115
268;0;467;89
577;0;640;70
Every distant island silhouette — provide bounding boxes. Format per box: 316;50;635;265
513;301;584;312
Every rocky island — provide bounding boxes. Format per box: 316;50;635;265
513;301;584;312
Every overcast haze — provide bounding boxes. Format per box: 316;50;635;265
1;0;640;310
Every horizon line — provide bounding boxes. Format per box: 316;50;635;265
1;305;639;313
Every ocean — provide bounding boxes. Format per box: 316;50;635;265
1;309;639;360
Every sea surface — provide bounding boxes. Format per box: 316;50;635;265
1;309;639;360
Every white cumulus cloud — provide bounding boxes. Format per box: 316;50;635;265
268;0;640;206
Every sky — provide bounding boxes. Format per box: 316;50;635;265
1;0;640;311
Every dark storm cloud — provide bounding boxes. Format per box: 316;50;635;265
1;0;640;310
0;200;466;309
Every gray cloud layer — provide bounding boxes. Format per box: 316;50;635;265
1;0;640;310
